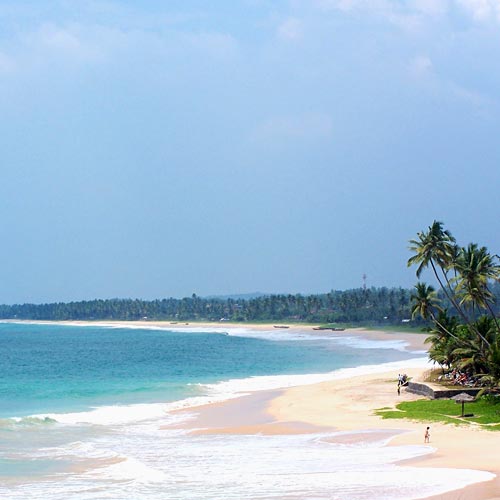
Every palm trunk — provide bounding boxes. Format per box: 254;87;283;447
484;299;500;334
430;260;490;347
428;310;463;343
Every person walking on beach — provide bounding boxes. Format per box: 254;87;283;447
424;426;430;443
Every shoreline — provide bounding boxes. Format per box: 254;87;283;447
146;322;497;500
5;320;499;498
1;318;428;351
180;364;499;499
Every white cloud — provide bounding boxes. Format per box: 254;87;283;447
408;55;490;111
16;23;111;69
312;0;390;12
311;0;500;23
456;0;500;22
409;55;433;78
410;0;450;17
277;18;303;41
309;0;446;33
449;82;490;108
41;27;80;51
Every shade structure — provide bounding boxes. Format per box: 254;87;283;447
451;392;475;417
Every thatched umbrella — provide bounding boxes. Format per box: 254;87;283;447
451;392;475;417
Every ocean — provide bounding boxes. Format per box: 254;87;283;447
0;322;493;499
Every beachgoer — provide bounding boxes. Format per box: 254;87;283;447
424;426;430;443
397;383;401;395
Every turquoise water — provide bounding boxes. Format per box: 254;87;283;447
0;322;411;418
1;322;491;500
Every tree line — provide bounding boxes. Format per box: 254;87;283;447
0;287;422;324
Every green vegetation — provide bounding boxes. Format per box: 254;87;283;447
2;283;497;325
375;396;500;430
408;221;500;389
0;288;422;324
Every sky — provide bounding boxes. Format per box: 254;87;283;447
0;0;499;303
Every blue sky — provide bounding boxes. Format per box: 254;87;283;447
0;0;499;303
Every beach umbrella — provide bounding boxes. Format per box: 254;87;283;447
451;392;475;417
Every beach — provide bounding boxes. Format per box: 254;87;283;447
162;322;500;500
1;320;499;499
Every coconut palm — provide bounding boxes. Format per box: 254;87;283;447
411;284;462;342
410;283;440;321
408;222;497;346
452;317;497;376
408;221;469;322
408;220;456;281
425;311;461;370
453;243;500;330
409;222;500;387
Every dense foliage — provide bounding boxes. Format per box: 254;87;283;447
0;287;418;324
408;221;500;388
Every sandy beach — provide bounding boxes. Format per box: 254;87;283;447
154;322;500;500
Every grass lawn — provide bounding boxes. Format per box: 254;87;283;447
375;397;500;430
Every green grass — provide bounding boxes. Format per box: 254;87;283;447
375;397;500;430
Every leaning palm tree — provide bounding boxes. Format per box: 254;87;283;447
408;221;469;321
453;317;498;380
408;221;456;281
410;282;440;320
481;339;500;389
453;243;500;334
426;334;460;372
411;283;462;341
425;311;462;371
408;222;496;346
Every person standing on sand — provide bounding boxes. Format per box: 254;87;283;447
424;426;430;443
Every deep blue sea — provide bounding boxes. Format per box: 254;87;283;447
0;322;491;499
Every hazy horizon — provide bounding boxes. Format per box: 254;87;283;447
1;1;499;303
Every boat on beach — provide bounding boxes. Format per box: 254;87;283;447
313;327;345;331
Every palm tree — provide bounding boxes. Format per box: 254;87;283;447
426;335;456;372
408;222;496;346
425;310;461;371
408;220;456;281
408;221;468;320
452;317;497;377
411;283;462;341
410;283;440;321
453;243;500;333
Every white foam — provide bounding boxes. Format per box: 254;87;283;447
198;356;429;396
31;401;198;426
2;320;419;352
98;456;167;483
29;357;428;427
330;335;410;351
96;433;495;498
